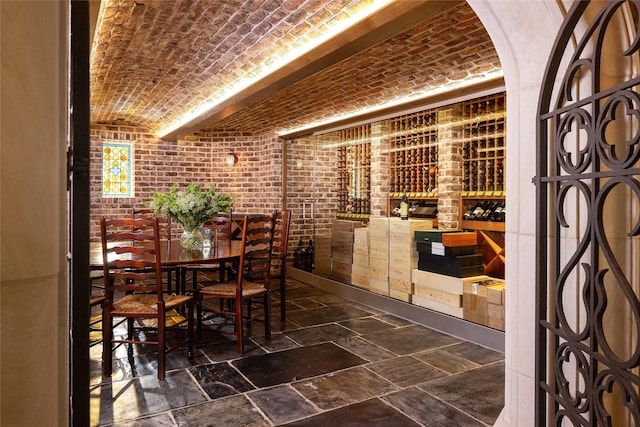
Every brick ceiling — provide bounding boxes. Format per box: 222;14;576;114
90;0;502;140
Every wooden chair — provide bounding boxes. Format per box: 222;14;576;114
132;207;179;293
100;217;193;380
270;210;291;321
181;213;234;293
195;213;275;355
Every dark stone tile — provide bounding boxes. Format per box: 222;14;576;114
286;304;373;327
367;356;448;387
285;285;328;300
283;323;356;345
107;412;175;426
339;317;398;334
334;335;397;362
375;314;414;327
91;370;207;425
197;336;266;363
292;298;327;309
421;361;505;425
172;394;270;427
232;342;367;388
251;332;300;352
414;348;480;374
443;341;504;365
189;362;255;399
362;325;462;355
248;385;318;424
282;398;421;427
292;366;399;410
382;387;485;427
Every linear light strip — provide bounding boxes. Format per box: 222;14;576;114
157;0;394;138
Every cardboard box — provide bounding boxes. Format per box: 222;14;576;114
487;282;506;305
463;281;488;326
441;231;478;247
488;302;504;320
488;316;505;331
412;269;488;295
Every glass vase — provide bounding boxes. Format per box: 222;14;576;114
179;226;203;249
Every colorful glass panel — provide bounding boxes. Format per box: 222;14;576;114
102;142;133;197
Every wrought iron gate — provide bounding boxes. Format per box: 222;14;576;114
537;1;640;425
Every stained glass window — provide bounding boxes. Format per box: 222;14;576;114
102;141;133;197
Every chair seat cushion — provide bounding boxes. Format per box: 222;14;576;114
112;293;192;315
199;281;266;298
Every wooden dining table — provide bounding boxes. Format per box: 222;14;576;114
90;239;243;293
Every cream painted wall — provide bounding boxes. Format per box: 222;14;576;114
0;1;69;426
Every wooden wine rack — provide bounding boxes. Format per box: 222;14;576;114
389;109;438;197
337;124;371;218
461;93;506;195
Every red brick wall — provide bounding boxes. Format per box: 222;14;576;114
90;123;283;241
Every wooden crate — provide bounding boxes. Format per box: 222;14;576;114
389;288;412;303
412;294;464;318
388;218;433;236
412;269;488;295
351;264;369;288
389;276;413;294
368;278;389;295
441;231;478;247
413;285;463;307
314;234;332;276
332;260;352;283
369;218;389;238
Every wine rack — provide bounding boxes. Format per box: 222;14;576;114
389;108;438;197
461;93;506;195
337;124;371;219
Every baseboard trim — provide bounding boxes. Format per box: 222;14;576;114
288;267;505;353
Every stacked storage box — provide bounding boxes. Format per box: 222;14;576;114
331;220;363;283
415;231;484;277
388;219;434;302
351;227;369;288
315;234;332;277
368;217;389;295
487;280;506;331
412;269;488;318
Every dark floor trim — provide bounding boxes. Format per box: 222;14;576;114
288;268;505;353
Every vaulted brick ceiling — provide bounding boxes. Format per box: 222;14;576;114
90;0;501;140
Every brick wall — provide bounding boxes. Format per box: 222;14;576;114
90;122;283;241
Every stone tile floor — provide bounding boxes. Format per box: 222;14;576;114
90;279;504;426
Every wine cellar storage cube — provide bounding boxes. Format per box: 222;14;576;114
308;90;507;330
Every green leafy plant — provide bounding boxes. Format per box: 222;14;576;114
148;183;234;232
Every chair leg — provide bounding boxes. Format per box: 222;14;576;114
188;300;194;359
196;293;202;345
102;310;112;379
158;312;166;380
264;291;272;341
280;275;286;322
235;297;244;355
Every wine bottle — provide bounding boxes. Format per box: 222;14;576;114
400;191;409;220
463;204;477;220
481;202;497;220
294;238;304;269
490;203;503;221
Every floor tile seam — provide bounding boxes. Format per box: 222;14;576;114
241;392;277;426
405;353;453;378
416;383;493;426
376;393;429;427
184;364;222;403
329;337;400;364
227;359;263;391
243;383;322;425
339;333;405;358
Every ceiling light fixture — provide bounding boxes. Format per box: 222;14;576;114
156;0;394;139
